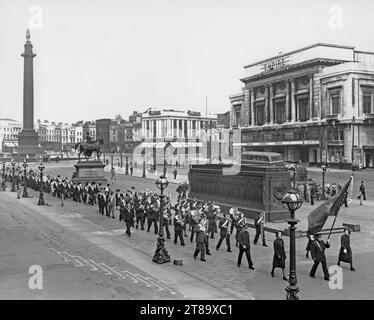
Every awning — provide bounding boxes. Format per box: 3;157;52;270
140;142;156;148
170;142;187;148
3;142;17;147
155;142;166;148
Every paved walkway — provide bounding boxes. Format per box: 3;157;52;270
2;185;374;299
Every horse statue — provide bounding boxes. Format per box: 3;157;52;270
74;138;104;161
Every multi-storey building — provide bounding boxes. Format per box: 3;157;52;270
0;118;23;153
230;43;374;168
138;108;217;166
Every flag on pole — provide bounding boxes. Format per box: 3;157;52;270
307;178;351;235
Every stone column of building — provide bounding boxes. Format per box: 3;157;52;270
250;88;255;126
309;74;314;120
243;87;251;126
290;79;296;122
265;85;269;124
285;80;290;121
269;84;274;124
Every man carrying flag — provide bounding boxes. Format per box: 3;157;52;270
306;177;352;280
307;177;352;236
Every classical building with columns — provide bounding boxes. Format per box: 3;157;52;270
138;109;217;166
230;43;374;168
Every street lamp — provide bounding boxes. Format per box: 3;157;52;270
37;162;46;206
281;188;303;300
152;175;171;264
10;160;16;192
22;161;28;198
291;164;296;189
125;156;129;175
321;164;327;200
142;158;146;178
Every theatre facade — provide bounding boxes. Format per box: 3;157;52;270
230;43;374;168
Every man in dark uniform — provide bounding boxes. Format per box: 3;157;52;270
161;203;172;239
193;218;208;261
123;202;135;237
147;204;158;234
253;212;268;247
207;206;218;239
135;201;145;230
174;211;185;246
337;228;355;271
309;233;330;280
236;224;254;269
216;213;232;252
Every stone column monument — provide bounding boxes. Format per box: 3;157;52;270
16;29;44;159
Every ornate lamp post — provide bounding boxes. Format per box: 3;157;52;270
22;161;28;198
152;175;171;264
281;189;303;300
321;164;327;200
125;156;129;175
37;162;45;206
10;161;16;192
142;158;146;178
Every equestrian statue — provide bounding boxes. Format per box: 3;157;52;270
75;132;104;161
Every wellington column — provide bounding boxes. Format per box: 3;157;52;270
17;29;43;158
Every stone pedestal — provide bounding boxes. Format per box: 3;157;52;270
189;162;291;222
72;160;107;184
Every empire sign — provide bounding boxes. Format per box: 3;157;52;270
261;56;290;72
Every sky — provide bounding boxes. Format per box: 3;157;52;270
1;0;374;124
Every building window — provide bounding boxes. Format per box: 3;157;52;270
297;98;309;122
328;130;344;141
363;91;373;114
328;146;344;163
255;103;265;126
179;120;183;137
153;120;156;138
274;100;286;124
184;120;188;138
173;119;177;137
329;90;341;115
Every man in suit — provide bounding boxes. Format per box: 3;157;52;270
97;189;105;215
106;191;115;218
216;213;232;252
236;224;254;269
309;233;330;280
359;181;366;200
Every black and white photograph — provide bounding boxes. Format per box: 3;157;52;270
0;0;374;306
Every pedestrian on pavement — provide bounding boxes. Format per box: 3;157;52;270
216;213;232;252
173;169;177;180
236;224;254;269
359;181;366;201
337;228;355;271
309;233;330;281
110;166;115;180
253;212;268;247
130;166;133;175
271;231;287;281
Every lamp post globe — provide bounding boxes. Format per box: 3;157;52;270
281;188;303;300
152;175;170;264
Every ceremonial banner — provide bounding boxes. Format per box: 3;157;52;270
307;178;351;235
